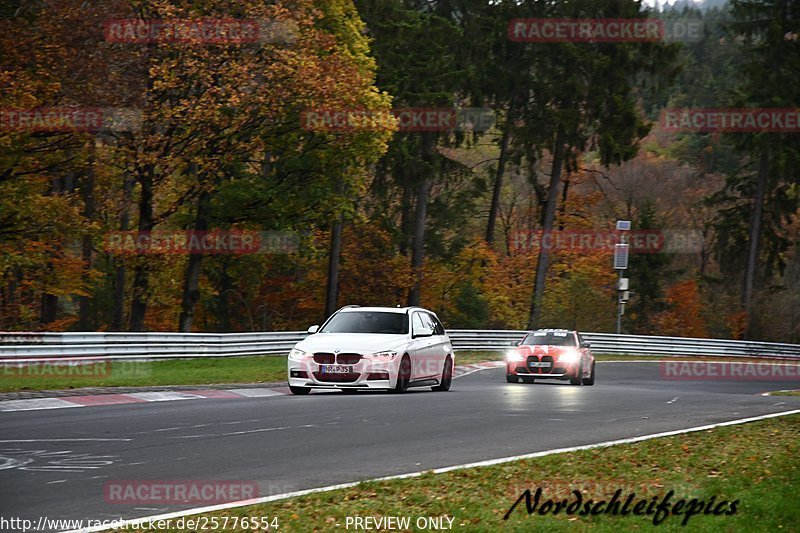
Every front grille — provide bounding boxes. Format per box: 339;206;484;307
313;372;360;383
313;353;335;364
526;355;554;374
336;353;362;365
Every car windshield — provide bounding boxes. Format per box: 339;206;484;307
320;311;409;334
521;332;576;347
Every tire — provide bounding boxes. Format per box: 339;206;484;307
393;355;411;393
289;386;310;395
506;374;519;383
582;361;596;386
569;364;582;386
432;356;453;391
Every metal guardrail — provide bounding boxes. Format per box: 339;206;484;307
0;330;798;362
451;330;800;359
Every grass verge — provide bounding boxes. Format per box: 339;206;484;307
0;355;287;393
1;351;792;393
119;414;800;532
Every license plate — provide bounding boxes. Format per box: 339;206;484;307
320;364;353;374
528;361;550;368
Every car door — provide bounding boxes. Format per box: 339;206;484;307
424;312;449;378
576;332;589;377
410;312;428;380
415;312;438;379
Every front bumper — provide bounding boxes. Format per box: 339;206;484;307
506;360;579;379
288;358;396;390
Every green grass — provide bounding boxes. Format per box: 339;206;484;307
454;350;506;365
116;414;800;532
769;390;800;397
1;353;497;393
0;355;288;393
2;350;787;393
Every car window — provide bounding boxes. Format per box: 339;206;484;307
320;311;408;334
429;314;445;335
521;331;577;347
420;313;436;333
412;312;426;335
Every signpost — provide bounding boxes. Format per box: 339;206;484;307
615;221;631;334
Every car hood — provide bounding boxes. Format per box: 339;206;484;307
296;333;409;354
516;345;578;357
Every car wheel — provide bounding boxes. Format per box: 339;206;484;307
521;376;535;384
393;355;411;393
569;364;582;386
289;386;310;395
506;374;518;383
582;361;596;386
432;356;453;391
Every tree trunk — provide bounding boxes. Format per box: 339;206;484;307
485;104;514;244
112;176;134;330
217;260;233;332
39;173;70;326
324;216;344;318
40;294;58;325
399;178;413;257
78;142;96;330
128;164;155;332
407;132;436;306
407;175;431;306
743;148;768;338
527;126;566;329
558;171;570;231
178;188;210;332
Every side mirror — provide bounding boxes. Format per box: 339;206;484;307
307;325;319;334
581;342;591;348
414;326;433;338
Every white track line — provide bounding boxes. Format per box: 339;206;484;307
0;438;131;443
64;408;800;533
600;360;800;365
0;398;85;412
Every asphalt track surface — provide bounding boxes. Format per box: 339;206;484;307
2;361;800;530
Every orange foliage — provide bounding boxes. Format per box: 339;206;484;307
653;279;709;338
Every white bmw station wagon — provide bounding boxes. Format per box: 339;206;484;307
287;306;454;395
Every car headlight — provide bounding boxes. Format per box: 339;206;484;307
557;350;581;363
288;348;309;361
506;350;524;362
367;350;397;360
